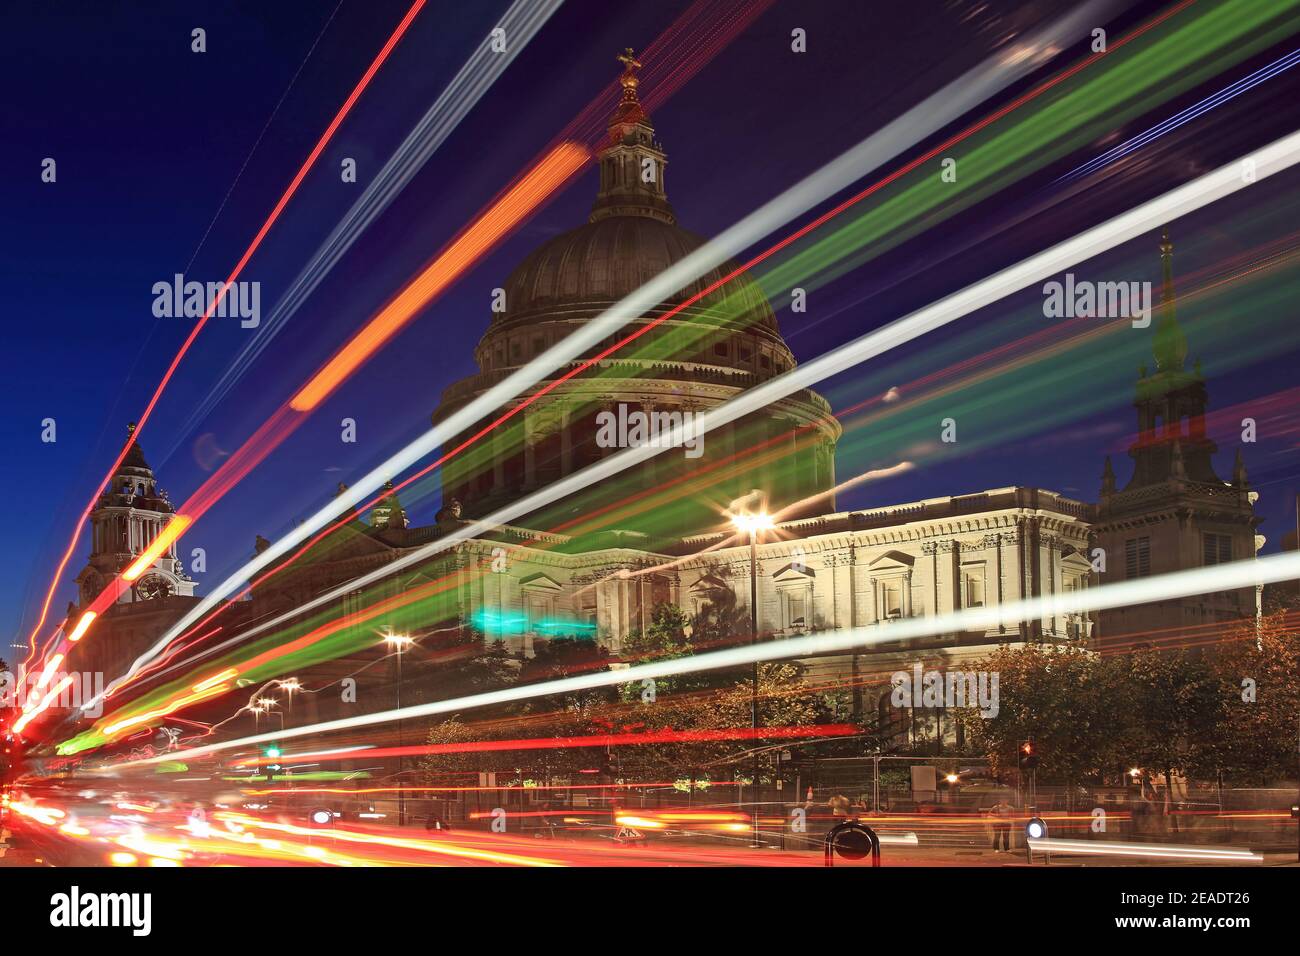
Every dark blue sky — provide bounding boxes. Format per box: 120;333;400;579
4;0;1299;643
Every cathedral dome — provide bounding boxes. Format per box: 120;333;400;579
493;216;779;334
436;50;840;533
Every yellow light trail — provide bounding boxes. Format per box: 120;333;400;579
121;515;192;582
66;610;96;643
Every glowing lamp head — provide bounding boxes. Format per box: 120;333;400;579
1025;816;1047;840
383;632;414;650
731;512;775;535
309;808;334;827
945;773;959;784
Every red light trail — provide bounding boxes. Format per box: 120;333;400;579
21;0;431;667
114;3;1192;690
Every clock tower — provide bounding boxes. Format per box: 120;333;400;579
74;423;196;606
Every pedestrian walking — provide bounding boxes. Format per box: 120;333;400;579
987;800;1013;851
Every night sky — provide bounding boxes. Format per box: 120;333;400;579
4;0;1299;643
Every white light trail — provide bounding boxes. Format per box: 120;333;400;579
105;548;1300;768
1028;838;1263;862
164;0;565;455
85;2;1115;710
97;126;1300;708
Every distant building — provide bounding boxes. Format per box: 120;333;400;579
1092;230;1262;644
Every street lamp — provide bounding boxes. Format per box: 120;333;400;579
277;678;302;714
382;631;414;826
731;505;774;849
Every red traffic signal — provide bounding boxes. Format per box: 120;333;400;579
1017;740;1039;770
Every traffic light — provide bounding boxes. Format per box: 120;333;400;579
263;745;282;780
1017;740;1039;771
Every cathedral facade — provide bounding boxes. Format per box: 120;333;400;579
69;56;1261;729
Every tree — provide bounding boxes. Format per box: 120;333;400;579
419;716;513;781
1108;647;1219;813
516;635;615;717
1197;614;1300;785
955;641;1125;797
619;603;717;698
611;660;821;787
689;575;750;651
407;626;516;706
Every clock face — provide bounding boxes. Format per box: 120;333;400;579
81;570;104;603
137;575;173;600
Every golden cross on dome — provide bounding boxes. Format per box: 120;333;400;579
617;47;641;73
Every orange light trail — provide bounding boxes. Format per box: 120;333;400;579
46;142;586;681
158;0;1195;653
213;812;564;867
102;679;234;739
70;0;1197;721
291;141;589;412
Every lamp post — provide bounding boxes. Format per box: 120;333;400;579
383;631;414;826
732;507;774;849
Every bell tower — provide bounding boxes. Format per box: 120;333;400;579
1093;229;1259;647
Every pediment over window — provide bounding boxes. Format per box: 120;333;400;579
867;549;915;571
1061;551;1093;573
773;563;815;584
520;572;563;593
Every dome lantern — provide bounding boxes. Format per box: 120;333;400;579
590;48;675;226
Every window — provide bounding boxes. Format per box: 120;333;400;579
962;565;986;608
533;336;545;356
713;342;728;357
740;347;753;362
880;580;903;620
786;594;807;630
1125;537;1151;579
760;354;771;369
1202;532;1232;566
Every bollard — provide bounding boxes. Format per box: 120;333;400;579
824;820;880;867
